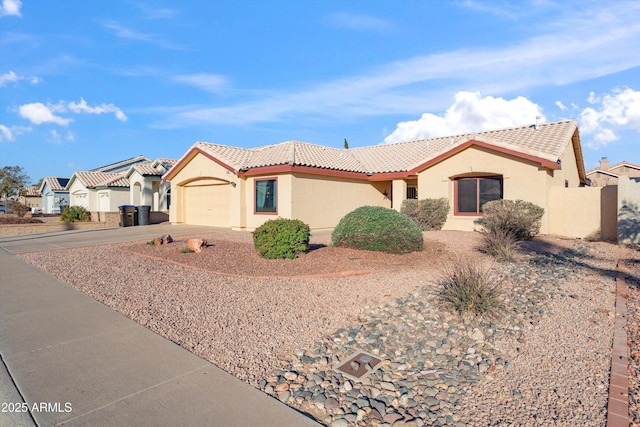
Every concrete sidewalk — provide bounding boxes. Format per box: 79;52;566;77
0;229;319;426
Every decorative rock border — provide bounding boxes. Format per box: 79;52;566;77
607;263;629;427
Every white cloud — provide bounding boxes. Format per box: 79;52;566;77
102;20;186;50
18;99;127;126
383;92;544;143
0;70;41;87
172;73;227;93
0;123;30;141
0;0;21;17
19;103;72;126
68;98;127;121
49;129;61;144
555;101;567;111
579;87;640;148
0;124;13;140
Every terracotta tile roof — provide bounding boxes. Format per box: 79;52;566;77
154;158;178;169
183;120;578;175
608;161;640;171
586;160;640;176
21;185;40;197
41;177;70;192
72;171;129;189
585;168;619;178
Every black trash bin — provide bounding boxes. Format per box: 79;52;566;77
137;205;151;226
118;205;137;227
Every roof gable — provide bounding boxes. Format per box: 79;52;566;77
40;177;70;193
67;171;129;190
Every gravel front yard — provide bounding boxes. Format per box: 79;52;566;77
18;230;639;426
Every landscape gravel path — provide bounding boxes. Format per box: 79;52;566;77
17;231;639;426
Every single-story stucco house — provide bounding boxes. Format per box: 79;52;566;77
163;119;598;236
39;177;70;214
124;158;177;211
19;185;42;211
66;171;130;212
587;157;640;187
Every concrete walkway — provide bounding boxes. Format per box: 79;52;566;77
0;225;319;426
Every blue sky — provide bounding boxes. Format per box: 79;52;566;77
1;0;639;184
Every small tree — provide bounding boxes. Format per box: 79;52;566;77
0;165;29;203
9;201;29;217
343;138;349;149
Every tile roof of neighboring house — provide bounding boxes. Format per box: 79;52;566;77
608;161;640;172
585;169;619;178
154;158;178;169
585;160;640;177
40;177;70;193
127;158;178;177
21;185;40;197
70;171;129;189
91;155;151;173
168;120;579;179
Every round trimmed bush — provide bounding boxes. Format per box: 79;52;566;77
253;218;310;259
331;206;424;253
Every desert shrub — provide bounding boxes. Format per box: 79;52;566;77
401;198;450;231
253;218;310;259
0;216;43;224
331;205;424;253
181;248;193;254
60;206;90;223
475;199;544;241
438;255;503;318
482;228;518;262
9;201;30;217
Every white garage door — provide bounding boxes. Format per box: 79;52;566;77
185;184;230;227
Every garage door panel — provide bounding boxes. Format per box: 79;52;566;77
185;184;230;227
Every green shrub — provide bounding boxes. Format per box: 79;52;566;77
9;201;30;217
181;248;193;254
253;218;310;259
60;206;90;223
331;205;424;253
475;199;544;241
401;198;450;231
482;228;518;262
438;255;503;318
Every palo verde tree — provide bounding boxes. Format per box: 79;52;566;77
0;165;30;202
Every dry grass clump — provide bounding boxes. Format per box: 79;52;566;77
438;255;504;319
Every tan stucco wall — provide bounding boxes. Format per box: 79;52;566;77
416;146;547;232
618;176;640;244
290;173;390;230
97;189;130;212
129;171;171;211
547;186;617;240
68;180;93;210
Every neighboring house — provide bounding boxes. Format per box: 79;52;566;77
586;157;640;187
164;120;587;234
124;158;177;211
19;185;42;210
91;155;151;174
39;177;70;214
66;171;130;212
